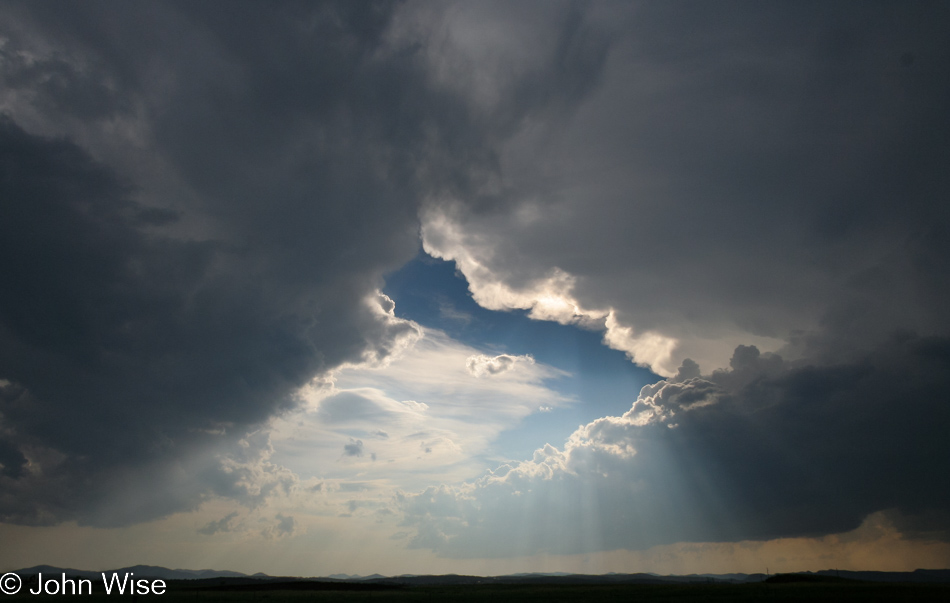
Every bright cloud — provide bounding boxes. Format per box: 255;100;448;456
466;353;533;377
400;338;950;558
422;206;681;376
267;328;571;510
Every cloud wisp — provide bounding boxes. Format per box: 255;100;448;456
269;329;570;493
466;353;534;378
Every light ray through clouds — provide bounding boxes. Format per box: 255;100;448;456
1;0;950;577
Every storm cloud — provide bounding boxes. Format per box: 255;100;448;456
0;0;467;525
419;0;950;375
400;336;950;557
0;0;948;572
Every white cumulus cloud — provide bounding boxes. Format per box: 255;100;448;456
466;353;534;377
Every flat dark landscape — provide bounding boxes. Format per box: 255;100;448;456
11;578;950;603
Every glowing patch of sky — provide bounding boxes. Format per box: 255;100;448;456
267;328;569;491
383;253;661;459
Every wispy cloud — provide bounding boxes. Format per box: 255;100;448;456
267;329;570;503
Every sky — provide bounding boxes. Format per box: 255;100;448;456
1;0;949;577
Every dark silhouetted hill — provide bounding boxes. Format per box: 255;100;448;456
11;565;950;586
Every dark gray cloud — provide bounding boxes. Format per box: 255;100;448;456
0;0;493;526
197;512;239;536
343;439;365;458
418;0;950;373
0;109;397;523
271;513;296;538
400;336;950;557
0;0;612;528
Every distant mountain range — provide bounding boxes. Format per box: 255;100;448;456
13;565;248;581
11;565;950;585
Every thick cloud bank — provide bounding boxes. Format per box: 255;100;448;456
400;337;950;557
418;1;950;375
0;0;621;527
398;2;950;557
1;1;949;566
0;2;435;525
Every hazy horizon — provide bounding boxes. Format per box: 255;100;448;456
10;563;948;579
1;0;949;578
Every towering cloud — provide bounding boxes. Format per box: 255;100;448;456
415;1;950;374
400;337;950;557
0;1;436;525
394;0;950;558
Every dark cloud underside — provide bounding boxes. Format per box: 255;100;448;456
402;336;950;557
0;1;447;525
0;1;948;564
